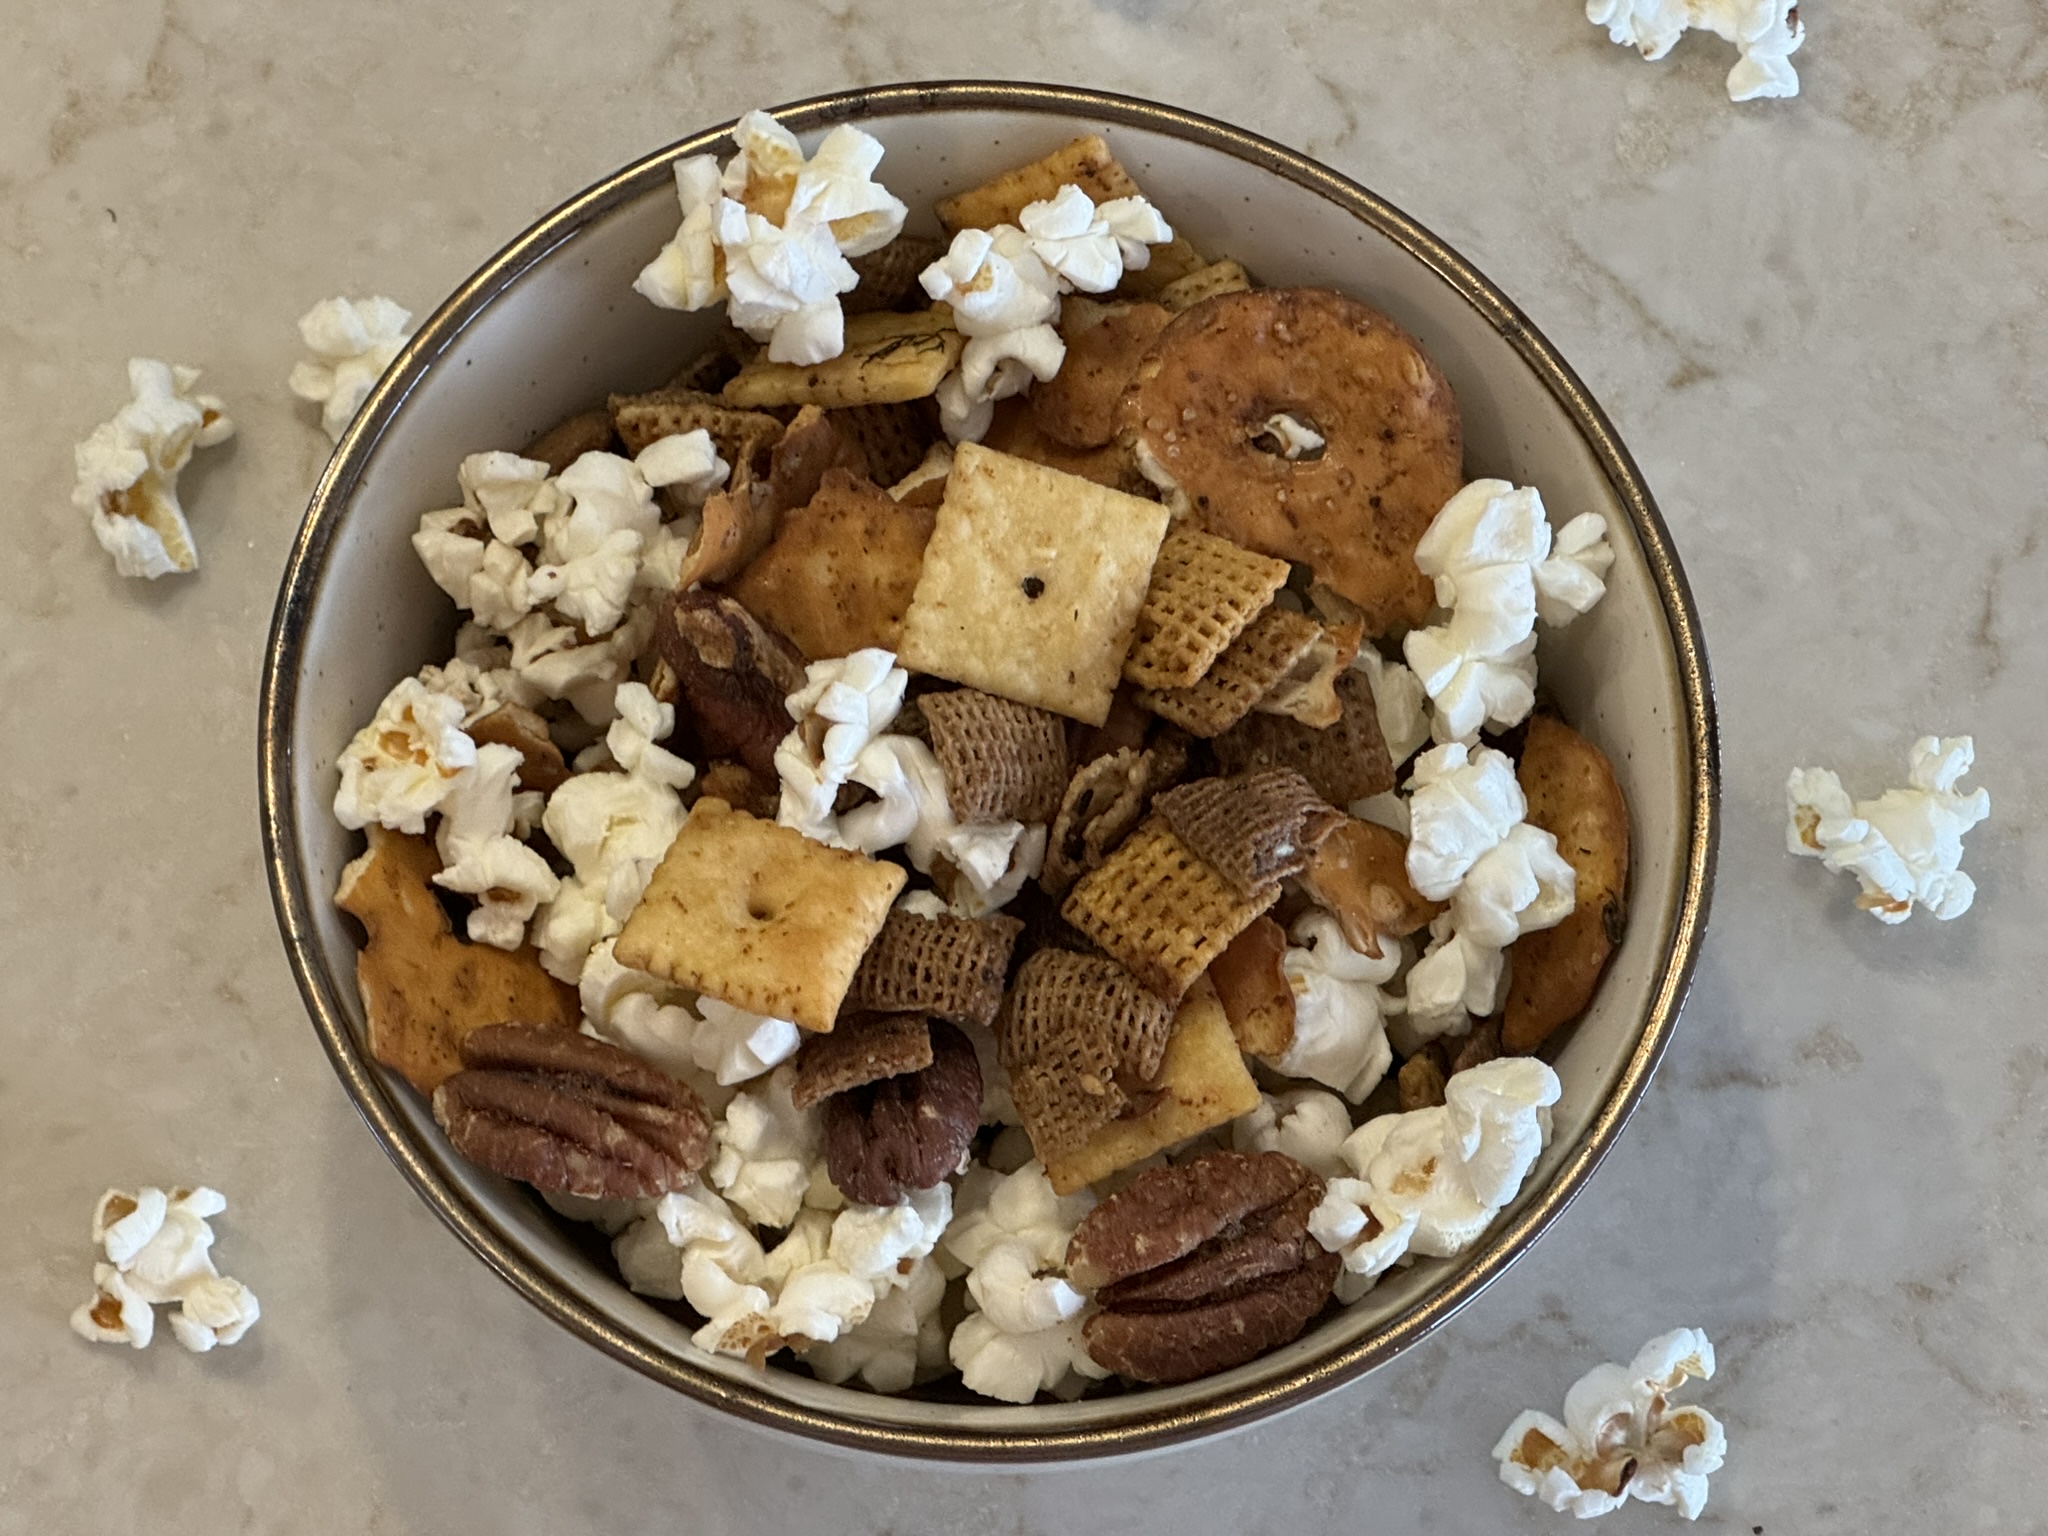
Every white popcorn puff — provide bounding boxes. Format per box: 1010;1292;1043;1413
1310;1059;1559;1286
1232;1089;1355;1179
1404;743;1527;901
531;763;685;983
1496;1328;1726;1519
774;649;910;840
1787;736;1990;924
692;998;805;1087
787;123;911;258
431;742;562;949
460;450;558;546
517;605;657;726
920;224;1066;442
634;157;726;313
528;452;665;637
1404;820;1576;1038
419;646;542;721
71;1187;260;1353
332;676;478;835
605;682;696;791
707;1066;827;1229
941;1162;1107;1403
717;199;860;366
805;1256;949;1392
829;1183;954;1290
288;295;414;441
1588;0;1804;102
1403;480;1610;743
1017;185;1130;294
72;358;234;579
1263;911;1402;1102
1352;644;1432;770
577;939;796;1087
634;429;729;502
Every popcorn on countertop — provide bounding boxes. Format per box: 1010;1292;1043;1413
72;358;234;580
71;1187;260;1353
921;186;1173;442
1402;480;1612;744
1232;1089;1355;1179
1262;911;1402;1103
288;295;415;442
1495;1327;1726;1519
635;111;906;366
1309;1058;1559;1290
332;676;478;836
1588;0;1804;103
1787;736;1990;924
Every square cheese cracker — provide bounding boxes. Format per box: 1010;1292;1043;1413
897;442;1170;726
614;798;905;1033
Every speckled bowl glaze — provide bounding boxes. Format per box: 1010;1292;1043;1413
259;81;1717;1462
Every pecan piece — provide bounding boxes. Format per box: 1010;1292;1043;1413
655;589;806;777
823;1020;981;1205
431;1024;712;1200
1068;1150;1338;1384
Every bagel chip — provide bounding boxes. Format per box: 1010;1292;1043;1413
897;443;1170;726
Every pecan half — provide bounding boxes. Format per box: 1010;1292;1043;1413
656;590;807;777
1067;1150;1337;1384
823;1019;981;1205
431;1024;712;1200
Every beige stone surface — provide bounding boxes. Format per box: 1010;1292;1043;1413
4;2;2046;1531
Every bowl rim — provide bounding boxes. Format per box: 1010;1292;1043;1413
258;78;1719;1463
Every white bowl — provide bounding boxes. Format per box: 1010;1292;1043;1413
259;82;1717;1461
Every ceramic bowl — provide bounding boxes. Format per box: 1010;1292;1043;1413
259;81;1716;1461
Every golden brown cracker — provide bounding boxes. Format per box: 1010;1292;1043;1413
614;798;905;1033
333;826;578;1096
727;468;936;660
721;309;962;409
896;443;1171;726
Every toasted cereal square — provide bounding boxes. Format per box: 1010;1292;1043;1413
614;798;905;1032
1156;258;1254;313
1123;525;1290;690
1044;978;1261;1194
1060;816;1278;999
936;135;1145;233
897;443;1171;726
1134;606;1325;737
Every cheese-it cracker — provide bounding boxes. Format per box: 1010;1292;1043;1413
897;443;1170;726
1044;978;1261;1194
614;798;904;1032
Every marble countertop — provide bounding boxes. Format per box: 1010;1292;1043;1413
5;2;2043;1530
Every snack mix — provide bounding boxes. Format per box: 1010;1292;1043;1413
327;112;1635;1404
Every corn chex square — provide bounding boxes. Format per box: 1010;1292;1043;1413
897;443;1170;726
614;798;905;1033
1123;524;1290;690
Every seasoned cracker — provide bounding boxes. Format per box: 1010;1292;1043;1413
727;468;936;660
1061;815;1278;1000
1123;525;1291;691
614;798;905;1033
1153;769;1342;898
791;1013;935;1110
897;443;1170;727
920;689;1070;823
845;908;1022;1030
1212;669;1395;805
721;309;962;409
334;826;578;1096
1043;978;1262;1195
1134;606;1324;737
